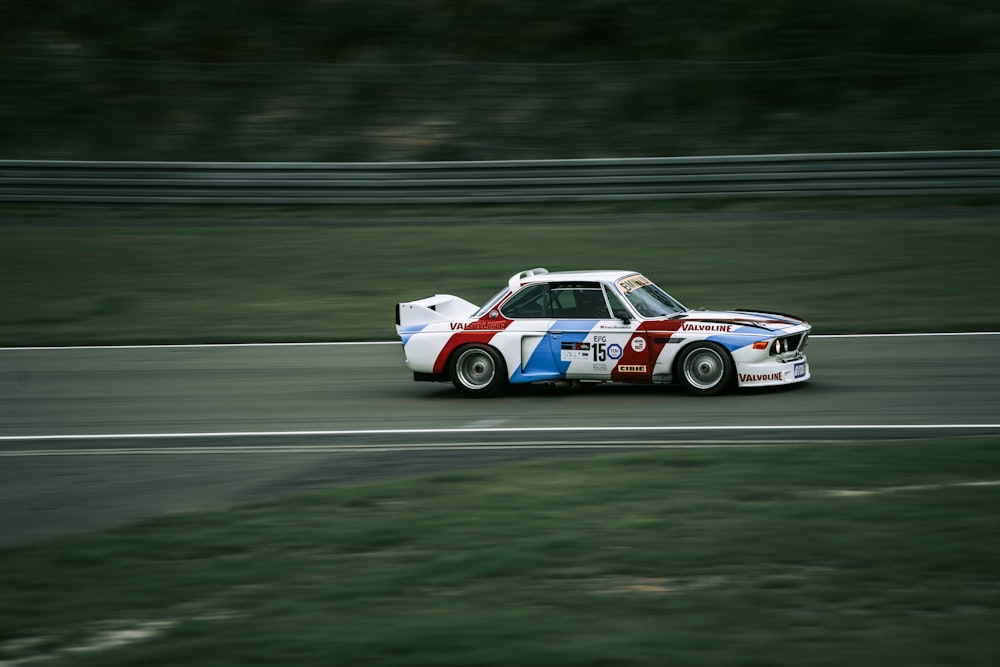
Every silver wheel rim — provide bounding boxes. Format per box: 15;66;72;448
683;348;725;390
456;348;496;390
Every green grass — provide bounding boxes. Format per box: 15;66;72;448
2;437;1000;666
1;203;998;346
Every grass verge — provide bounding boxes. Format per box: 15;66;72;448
2;437;999;666
1;202;999;345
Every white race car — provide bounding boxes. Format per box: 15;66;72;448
395;268;810;397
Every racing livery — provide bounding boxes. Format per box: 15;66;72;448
395;268;811;397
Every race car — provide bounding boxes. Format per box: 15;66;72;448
395;268;811;397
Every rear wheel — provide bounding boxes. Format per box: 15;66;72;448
450;345;508;397
678;342;735;396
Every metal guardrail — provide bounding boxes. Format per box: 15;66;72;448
2;151;999;204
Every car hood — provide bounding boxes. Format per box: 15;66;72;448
668;309;809;333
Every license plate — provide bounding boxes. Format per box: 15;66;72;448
794;362;806;378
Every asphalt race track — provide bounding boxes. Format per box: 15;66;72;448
1;334;998;546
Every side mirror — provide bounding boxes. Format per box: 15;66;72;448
614;309;632;324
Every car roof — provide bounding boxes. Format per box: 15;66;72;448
510;268;638;290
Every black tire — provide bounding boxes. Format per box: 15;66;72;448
677;342;735;396
450;345;508;397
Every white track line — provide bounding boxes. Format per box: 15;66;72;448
0;442;799;457
2;435;998;458
2;424;999;443
0;331;998;351
821;480;1000;498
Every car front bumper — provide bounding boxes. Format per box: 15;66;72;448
735;355;810;388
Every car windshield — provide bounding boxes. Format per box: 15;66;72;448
616;274;686;318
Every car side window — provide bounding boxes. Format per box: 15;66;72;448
550;283;612;319
604;284;633;319
500;284;551;319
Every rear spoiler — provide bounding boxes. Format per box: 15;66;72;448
396;294;479;327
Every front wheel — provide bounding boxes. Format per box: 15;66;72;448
677;342;735;396
450;345;508;397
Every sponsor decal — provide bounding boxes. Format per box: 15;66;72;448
593;363;608;372
450;320;507;331
739;372;785;383
794;362;806;378
618;365;647;373
630;337;646;353
558;337;631;365
616;274;652;294
561;341;590;362
681;322;733;333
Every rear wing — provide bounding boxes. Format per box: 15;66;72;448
396;294;479;328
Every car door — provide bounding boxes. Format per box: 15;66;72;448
546;282;646;381
496;282;560;382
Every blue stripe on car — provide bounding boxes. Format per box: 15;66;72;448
510;335;563;383
397;323;429;345
706;327;774;352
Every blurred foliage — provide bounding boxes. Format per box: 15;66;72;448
1;1;999;160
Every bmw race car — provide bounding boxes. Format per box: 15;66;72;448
395;268;811;397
